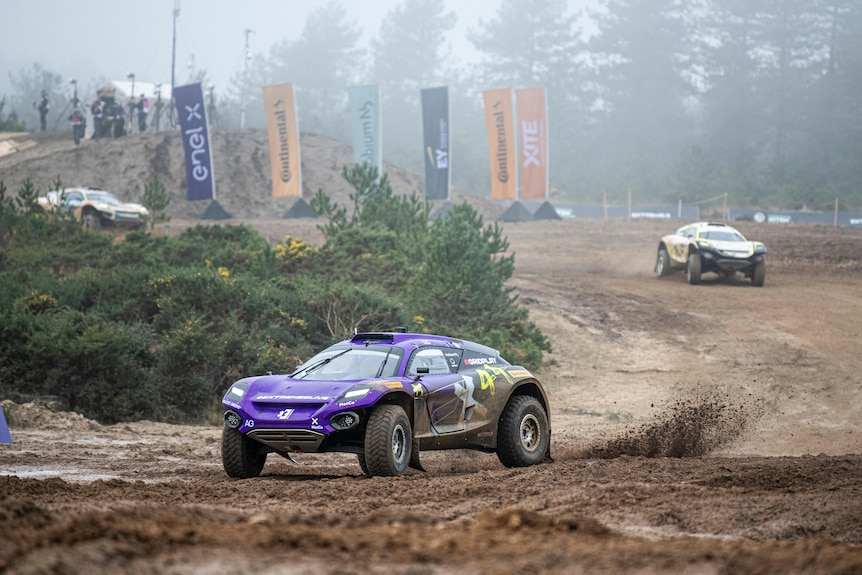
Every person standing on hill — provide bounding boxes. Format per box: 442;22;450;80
137;94;149;132
35;90;50;131
90;100;104;140
69;108;85;145
113;103;126;137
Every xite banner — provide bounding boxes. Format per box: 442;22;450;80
515;87;549;201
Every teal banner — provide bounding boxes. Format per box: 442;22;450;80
421;86;450;201
348;85;382;175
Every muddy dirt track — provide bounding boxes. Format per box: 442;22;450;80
2;218;862;574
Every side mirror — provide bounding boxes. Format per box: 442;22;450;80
413;366;429;381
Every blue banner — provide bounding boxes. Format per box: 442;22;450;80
174;83;215;201
348;85;382;175
0;405;12;444
421;86;450;201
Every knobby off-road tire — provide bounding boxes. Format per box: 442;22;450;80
497;395;550;468
82;212;101;231
357;453;369;475
655;248;672;278
222;427;266;478
687;253;702;285
751;260;766;287
364;404;411;477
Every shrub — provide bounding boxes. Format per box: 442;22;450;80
0;167;548;424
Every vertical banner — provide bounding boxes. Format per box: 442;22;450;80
515;86;549;201
348;84;382;175
0;404;12;444
482;87;517;201
173;83;215;201
421;86;450;201
262;82;302;198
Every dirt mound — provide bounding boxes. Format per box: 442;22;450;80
1;400;102;431
0;130;504;221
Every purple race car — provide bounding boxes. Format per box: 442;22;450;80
221;331;551;478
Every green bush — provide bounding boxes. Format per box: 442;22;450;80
0;167;547;424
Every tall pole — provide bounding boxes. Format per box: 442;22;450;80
171;0;180;105
240;28;253;129
127;73;135;134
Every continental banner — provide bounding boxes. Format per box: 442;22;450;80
421;86;450;201
348;84;382;175
515;86;548;200
173;83;215;201
262;82;302;198
482;87;517;201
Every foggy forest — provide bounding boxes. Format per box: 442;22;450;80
2;0;861;211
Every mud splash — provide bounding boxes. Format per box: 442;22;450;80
579;392;758;459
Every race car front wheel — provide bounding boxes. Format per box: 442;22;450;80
751;260;766;287
222;427;267;478
82;212;101;231
686;254;702;285
364;404;412;477
497;395;550;468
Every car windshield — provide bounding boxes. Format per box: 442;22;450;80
86;191;124;205
290;345;403;380
701;229;746;242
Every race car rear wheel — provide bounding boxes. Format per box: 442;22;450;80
496;395;550;468
655;248;672;277
222;426;267;478
751;260;766;287
364;404;411;477
686;253;702;285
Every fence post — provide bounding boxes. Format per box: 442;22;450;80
628;191;632;221
835;198;839;226
603;190;608;220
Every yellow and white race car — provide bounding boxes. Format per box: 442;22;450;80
655;222;767;287
38;187;148;230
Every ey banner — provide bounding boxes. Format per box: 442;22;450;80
421;86;450;201
262;82;302;198
482;87;517;201
515;87;549;201
348;84;382;175
173;83;215;201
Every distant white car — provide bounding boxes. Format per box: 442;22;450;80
655;222;767;287
38;188;148;230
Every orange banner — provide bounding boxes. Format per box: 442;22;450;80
482;88;517;201
262;83;302;198
515;87;548;200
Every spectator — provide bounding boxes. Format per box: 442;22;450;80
137;94;149;132
102;100;116;139
69;108;85;145
113;103;126;137
35;90;50;131
90;100;104;140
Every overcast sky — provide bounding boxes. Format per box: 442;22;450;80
1;0;586;98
